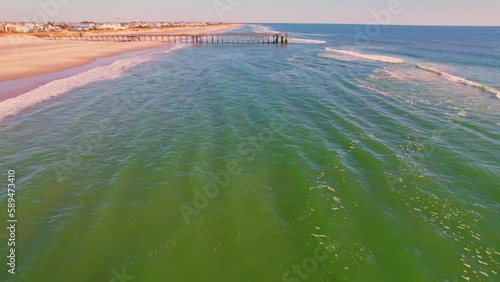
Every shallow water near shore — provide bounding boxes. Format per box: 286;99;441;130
0;45;177;102
0;24;499;282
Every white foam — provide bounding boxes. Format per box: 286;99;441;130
0;45;185;122
167;44;187;52
249;25;326;44
289;38;326;44
323;49;498;99
414;64;500;99
318;53;361;62
250;25;278;34
324;48;405;64
373;69;409;80
294;32;336;37
357;79;390;96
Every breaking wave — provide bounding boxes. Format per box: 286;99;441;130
250;25;278;34
294;32;337;37
321;47;499;99
357;79;390;96
324;48;405;64
0;45;186;122
414;64;500;99
250;24;325;44
318;53;363;62
289;38;326;44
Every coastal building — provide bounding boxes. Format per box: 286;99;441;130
0;21;225;33
71;25;90;31
42;24;61;32
24;23;41;32
96;23;124;30
4;25;28;33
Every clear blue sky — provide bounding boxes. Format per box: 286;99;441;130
1;0;499;26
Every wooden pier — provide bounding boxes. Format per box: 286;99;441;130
35;33;289;45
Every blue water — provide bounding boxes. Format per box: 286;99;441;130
0;24;499;282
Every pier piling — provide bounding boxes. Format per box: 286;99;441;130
35;33;289;45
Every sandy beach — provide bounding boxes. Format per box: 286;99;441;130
0;24;242;82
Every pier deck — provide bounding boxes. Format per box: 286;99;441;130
35;33;289;44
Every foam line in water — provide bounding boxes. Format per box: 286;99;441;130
414;64;500;99
0;45;186;122
289;38;326;44
357;79;390;96
324;48;405;64
0;58;148;122
294;32;336;37
250;25;278;34
318;53;362;62
322;48;499;99
250;25;326;44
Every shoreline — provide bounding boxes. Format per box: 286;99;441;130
0;44;184;122
0;24;244;122
0;39;170;83
0;45;170;103
0;24;242;83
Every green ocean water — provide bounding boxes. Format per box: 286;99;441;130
0;24;499;281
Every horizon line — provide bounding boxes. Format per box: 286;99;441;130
2;20;499;27
240;22;500;27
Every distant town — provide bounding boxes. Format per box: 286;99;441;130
0;21;226;33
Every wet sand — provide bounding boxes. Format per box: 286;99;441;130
0;24;242;82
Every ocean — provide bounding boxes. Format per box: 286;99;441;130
0;24;499;282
